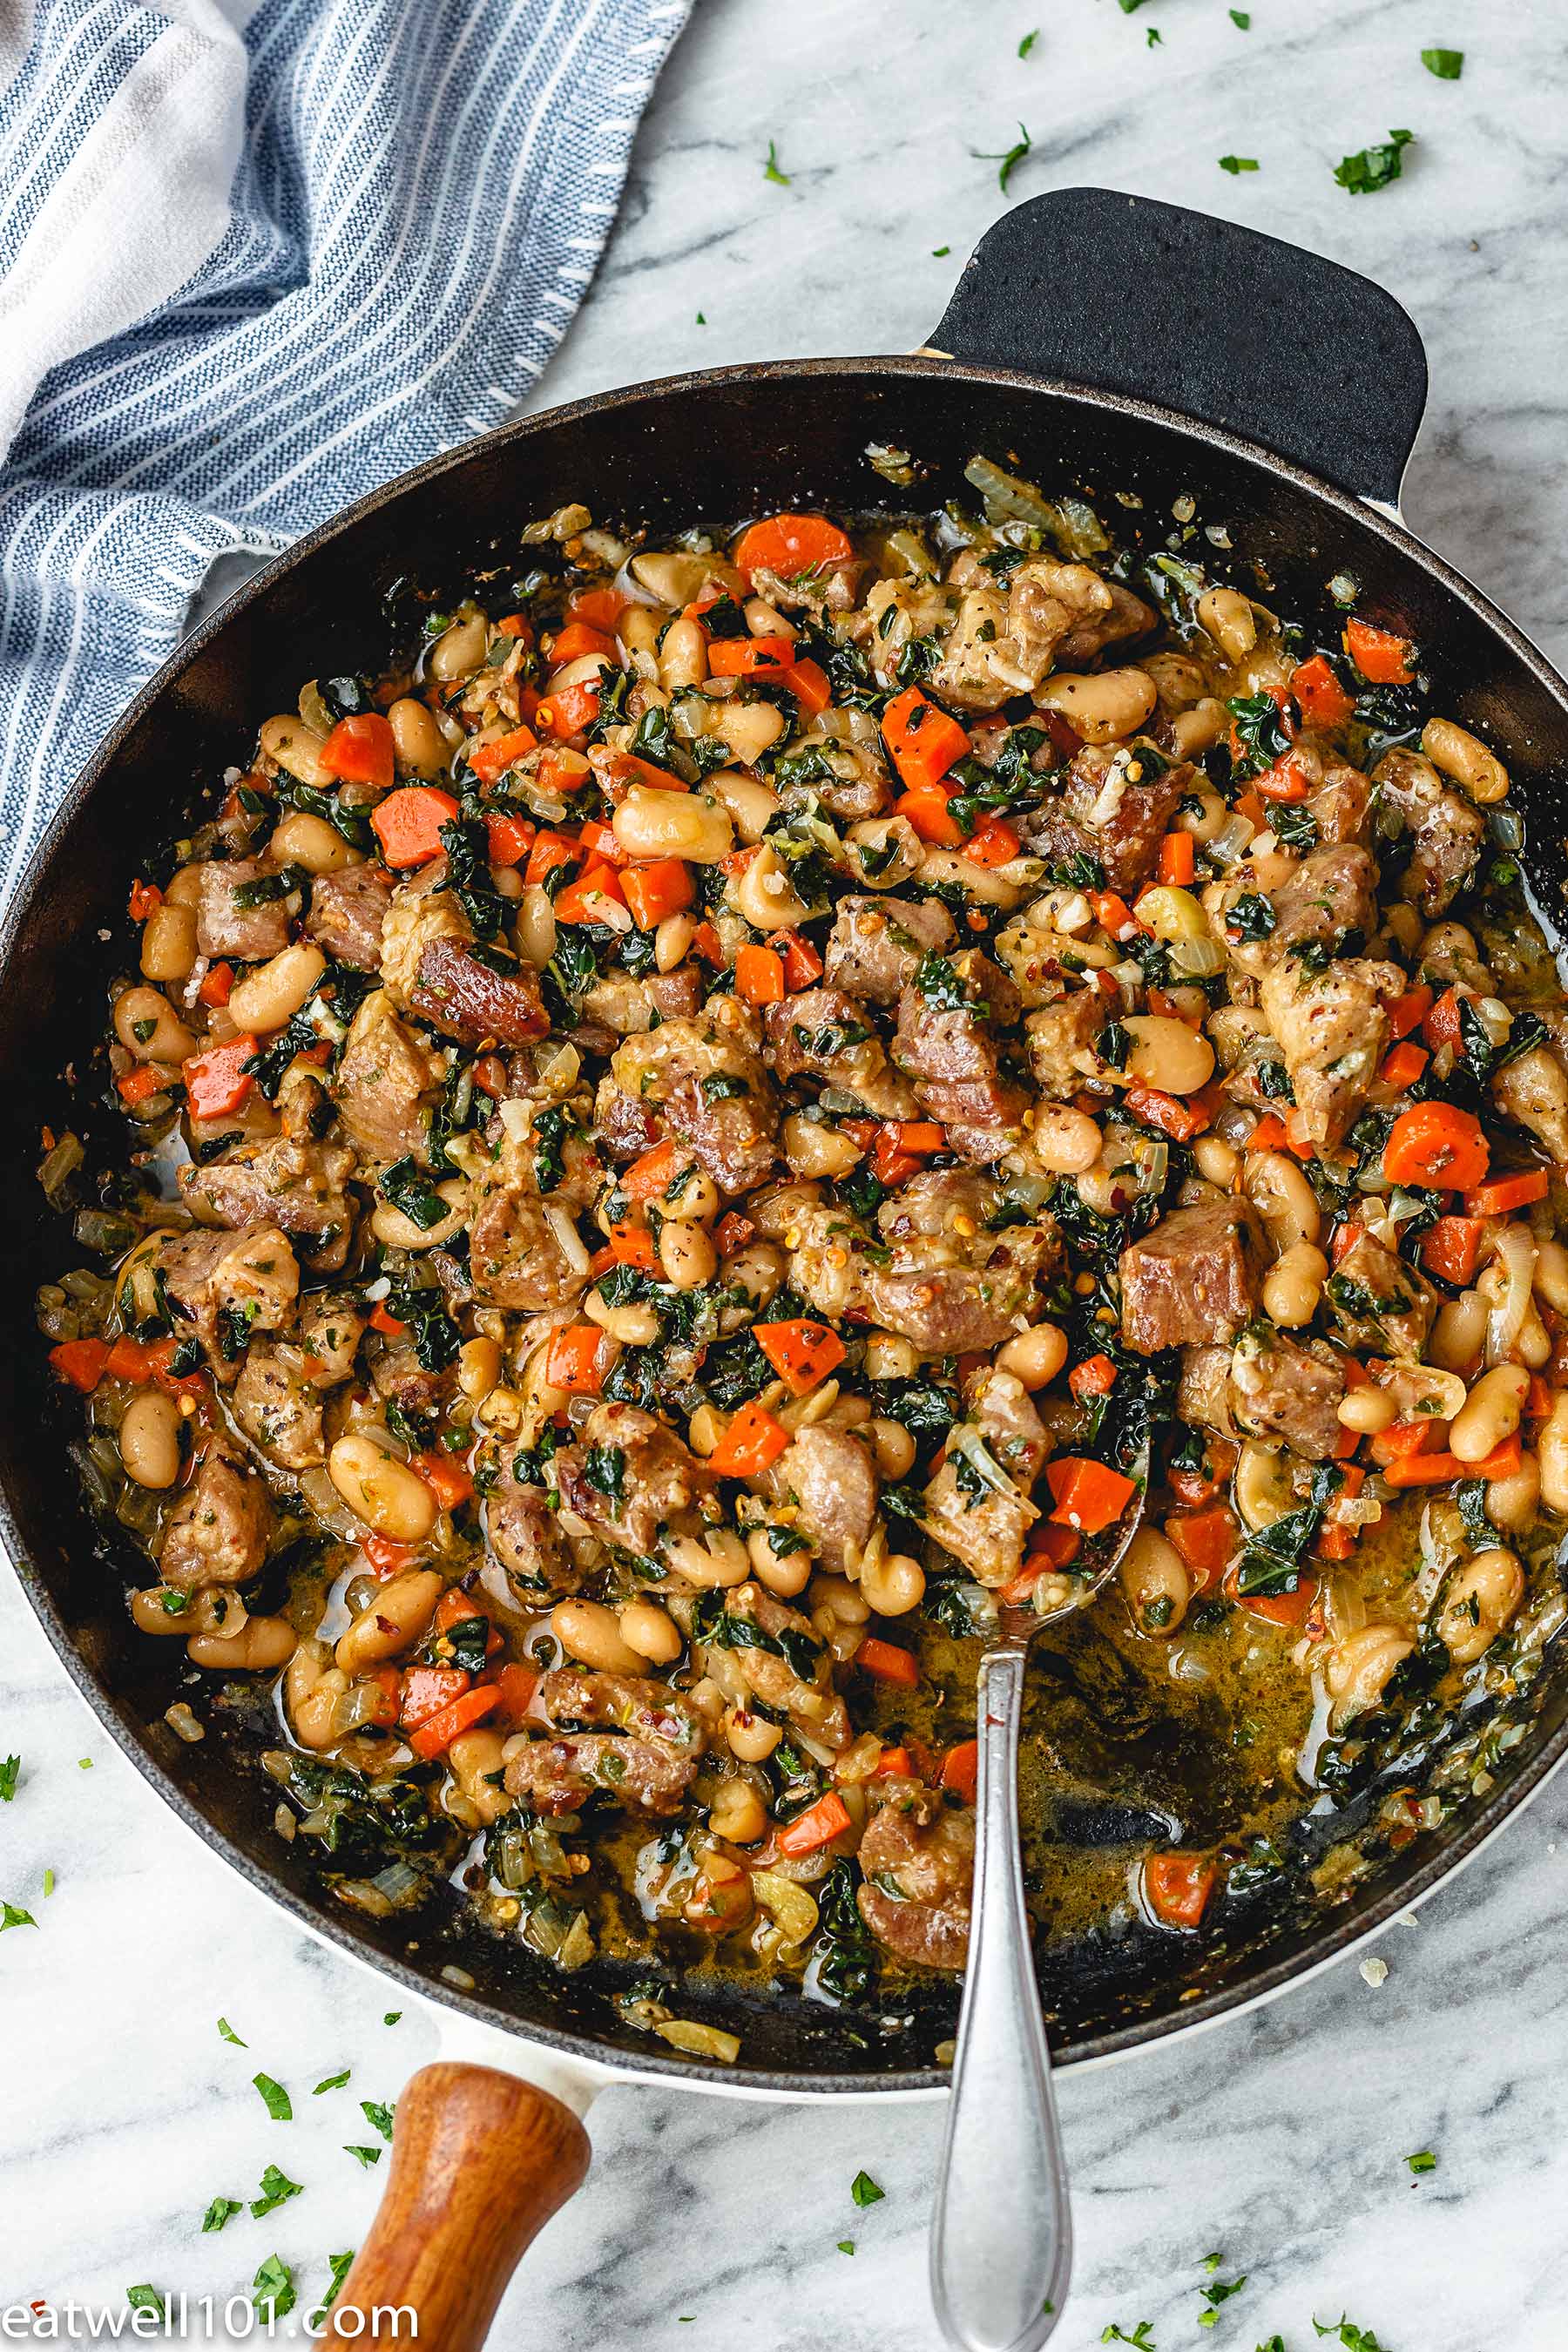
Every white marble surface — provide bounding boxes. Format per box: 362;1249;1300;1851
8;0;1568;2342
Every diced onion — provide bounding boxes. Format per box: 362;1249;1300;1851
544;1205;591;1277
1210;814;1256;867
655;2019;741;2064
1485;1222;1536;1365
1169;936;1227;978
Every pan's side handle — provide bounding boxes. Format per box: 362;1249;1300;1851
326;2062;590;2349
928;187;1428;510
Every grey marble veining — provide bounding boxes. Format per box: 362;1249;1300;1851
7;0;1568;2343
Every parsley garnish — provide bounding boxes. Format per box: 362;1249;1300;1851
851;2170;885;2207
0;1755;17;1802
764;140;790;185
1017;28;1037;56
250;2163;304;2218
1406;2147;1436;2173
252;2254;296;2321
1335;129;1415;194
1220;155;1259;174
310;2254;358;2332
314;2069;351;2095
201;2195;242;2233
977;121;1032;193
253;2072;293;2121
1;1902;36;1930
1229;8;1250;23
1101;2328;1156;2349
1421;46;1462;78
125;2288;167;2321
362;2098;396;2141
218;2016;247;2045
345;2144;382;2168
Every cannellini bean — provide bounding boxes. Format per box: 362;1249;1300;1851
996;1322;1069;1391
632;550;727;606
1169;700;1228;759
186;1615;297;1672
667;1530;752;1589
429;612;490;680
389;695;449;779
1429;1290;1488;1373
659;1218;717;1291
369;1178;467;1251
447;1727;511;1825
328;1436;440;1544
1337;1387;1397;1436
139;902;198;983
1027;1104;1101;1175
862;1329;919;1382
612;784;733;864
726;1707;782;1762
551;1598;643;1675
269;810;359;874
1537;1392;1568;1514
709;1777;767;1844
1450;1362;1531;1463
515;883;558;969
659;615;709;690
456;1336;503;1403
1243;1149;1321;1249
745;1526;814;1597
1326;1625;1414;1725
1122;1013;1215;1097
118;1389;184;1490
619;1600;684;1664
1261;1241;1328;1328
113;986;197;1065
1193;1134;1240;1186
1484;1451;1540;1535
782;1112;863;1180
1233;1442;1296;1533
859;1547;925;1616
260;713;333;787
1037;667;1159;743
1196;586;1259;664
587;1288;662;1346
848;816;924;890
1119;1528;1191;1635
1422;716;1509;806
226;942;326;1035
1437;1546;1524;1666
722;1241;785;1310
655;912;696;972
716;700;787;767
733;840;808;928
918;846;1024;907
335;1568;442;1673
864;1416;917;1479
1533;1239;1568;1316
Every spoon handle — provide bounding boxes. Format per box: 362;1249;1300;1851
929;1645;1073;2352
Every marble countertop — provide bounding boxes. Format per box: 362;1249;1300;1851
8;0;1568;2342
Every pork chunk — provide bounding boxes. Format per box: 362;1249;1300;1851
482;1454;575;1599
1321;1228;1436;1359
195;859;297;963
332;990;437;1165
605;1008;777;1195
1024;989;1108;1097
921;1369;1051;1586
1259;956;1402;1149
1228;1328;1346;1460
551;1402;713;1558
1119;1200;1260;1355
823;895;956;1004
893;953;1030;1163
856;1776;975;1971
159;1224;301;1376
159;1450;272;1590
1493;1045;1568;1165
764;1424;879;1573
708;1584;849;1754
1056;747;1188;896
1375;747;1486;916
232;1347;326;1470
304;862;394;970
504;1669;706;1817
867;1170;1061;1354
763;986;916;1119
1209;845;1380;982
178;1136;355;1254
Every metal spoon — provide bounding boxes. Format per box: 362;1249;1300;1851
929;1451;1150;2352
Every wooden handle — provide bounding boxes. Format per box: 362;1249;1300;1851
327;2061;591;2349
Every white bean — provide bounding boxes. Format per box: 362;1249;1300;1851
226;943;326;1035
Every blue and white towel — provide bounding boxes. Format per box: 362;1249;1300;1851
0;0;691;897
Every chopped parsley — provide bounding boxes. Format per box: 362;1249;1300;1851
345;2144;382;2168
0;1755;17;1802
362;2097;396;2141
253;2071;293;2121
1406;2147;1437;2173
851;2169;885;2207
1;1902;36;1930
1197;2268;1247;2327
1101;2328;1156;2349
764;140;790;185
125;2289;167;2321
251;2254;296;2322
314;2068;352;2095
1229;8;1250;23
310;2253;358;2332
1219;155;1259;174
977;121;1032;193
201;2195;242;2233
1335;129;1415;194
1421;46;1462;78
1017;29;1037;57
218;2016;247;2045
250;2163;304;2219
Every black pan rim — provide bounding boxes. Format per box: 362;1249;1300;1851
7;348;1568;2098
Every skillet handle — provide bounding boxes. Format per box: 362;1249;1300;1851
325;2061;590;2349
928;186;1427;509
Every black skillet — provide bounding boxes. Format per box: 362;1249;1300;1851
5;189;1568;2346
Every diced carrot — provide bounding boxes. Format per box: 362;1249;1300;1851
939;1741;979;1803
524;828;579;887
468;724;538;786
1383;1432;1523;1489
49;1338;109;1392
1157;831;1195;886
733;513;854;579
1385;983;1432;1039
1030;1522;1082;1570
1144;1851;1216;1929
963;817;1021;868
1166;1504;1238;1589
1369;1419;1443;1466
621;858;693;929
1253;751;1314;802
779;657;833;713
182;1035;258;1121
591;1219;659;1274
564;585;628;632
490;1662;540;1727
484;811;536;868
322;712;395;791
436;1585;494;1636
1421;1215;1485;1288
362;1533;417;1578
1315;1524;1357;1563
691;920;723;964
409;1686;502;1761
858;1637;919;1687
734;943;787;1005
707;634;796;678
769;929;823;990
118;1064;169;1106
372;785;459;868
882;686;970;794
623;1139;679;1200
495;612;534;639
1289;652;1356;730
1382;1103;1490;1192
1067;1354;1119;1400
548;620;617;668
553;862;627;923
713;1211;756;1257
1423;986;1467;1050
870;1746;915;1780
127;879;163;922
1045;1456;1138;1536
416;1451;474;1512
1124;1082;1213;1143
399;1664;470;1732
893;784;965;847
1378;1041;1429;1090
368;1302;408;1337
752;1318;846;1396
1095;891;1136;936
1528;1376;1554;1422
1248;1112;1289;1151
868;1119;945;1187
1464;1169;1550;1216
545;1324;613;1396
537;678;602;740
775;1788;853;1858
194;961;234;1011
1345;616;1416;686
708;1398;792;1478
1231;1570;1317;1625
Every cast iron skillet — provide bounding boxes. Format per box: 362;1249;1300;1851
5;190;1568;2345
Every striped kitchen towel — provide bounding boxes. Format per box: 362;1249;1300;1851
0;0;691;899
